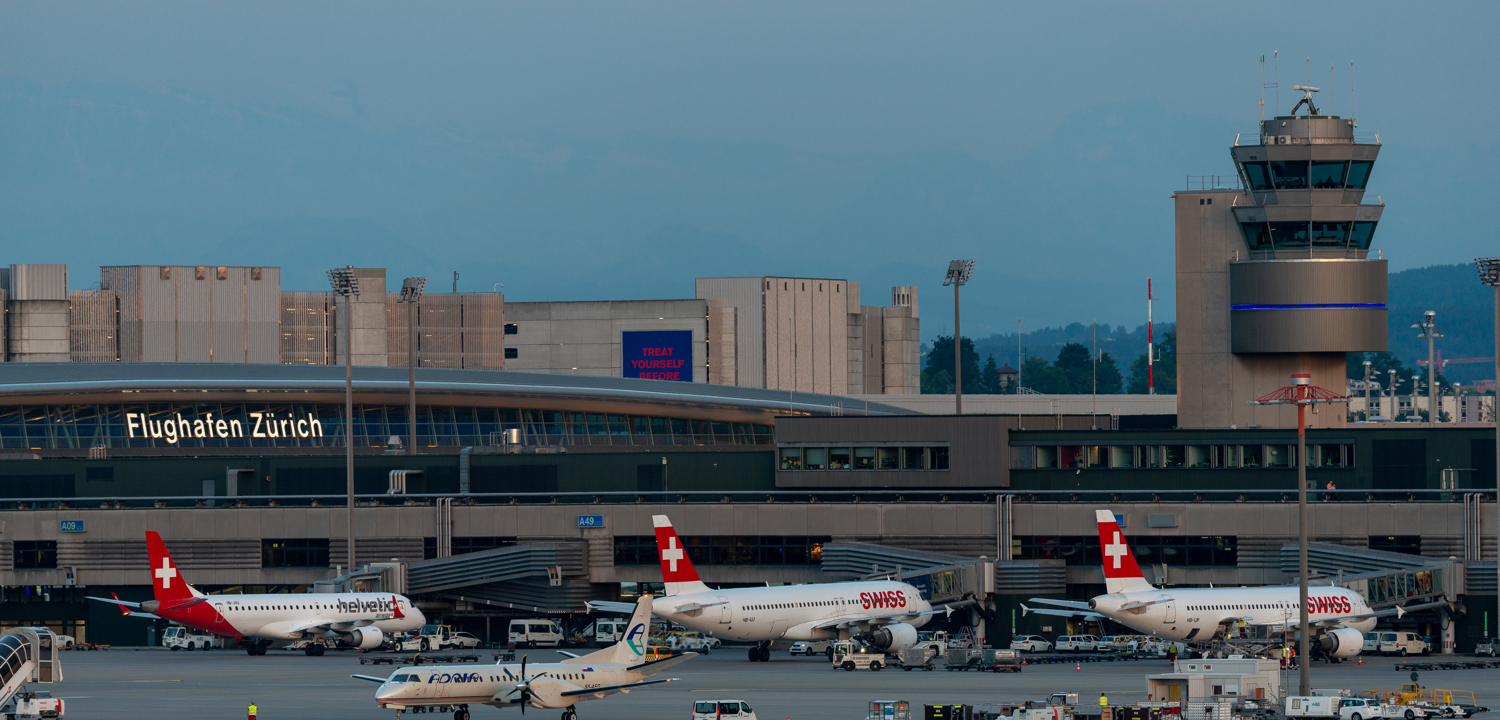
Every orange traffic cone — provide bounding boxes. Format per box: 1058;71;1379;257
1076;662;1081;672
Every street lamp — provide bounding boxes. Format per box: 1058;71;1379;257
327;266;361;571
1362;360;1373;421
1413;311;1443;425
1475;257;1500;641
398;277;427;455
1251;374;1349;696
943;260;975;414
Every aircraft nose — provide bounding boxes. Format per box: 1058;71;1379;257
375;684;402;702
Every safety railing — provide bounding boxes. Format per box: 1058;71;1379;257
1185;175;1244;192
0;488;1490;510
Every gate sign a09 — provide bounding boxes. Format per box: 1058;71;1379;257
622;330;693;382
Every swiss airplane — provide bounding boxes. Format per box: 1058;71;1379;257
87;531;426;655
1024;510;1445;658
587;515;972;662
353;594;691;720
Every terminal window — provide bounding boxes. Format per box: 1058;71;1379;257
261;538;331;568
13;540;57;569
779;446;949;471
1013;536;1236;567
613;536;830;566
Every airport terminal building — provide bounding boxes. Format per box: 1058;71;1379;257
0;103;1495;655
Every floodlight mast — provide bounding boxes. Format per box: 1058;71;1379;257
327;266;361;570
1476;257;1500;643
398;278;428;456
1413;311;1442;426
943;260;975;414
1250;375;1349;696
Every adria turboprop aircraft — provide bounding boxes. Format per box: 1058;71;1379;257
587;515;973;662
353;594;691;720
87;531;425;655
1023;510;1446;659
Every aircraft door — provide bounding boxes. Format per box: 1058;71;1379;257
1164;601;1176;623
718;596;731;624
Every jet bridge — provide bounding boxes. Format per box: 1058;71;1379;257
0;628;62;715
1277;542;1463;608
405;542;590;614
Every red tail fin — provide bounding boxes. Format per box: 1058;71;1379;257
651;515;708;595
145;531;192;601
391;595;405;619
1095;510;1153;594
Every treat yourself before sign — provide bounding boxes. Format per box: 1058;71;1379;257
621;330;693;382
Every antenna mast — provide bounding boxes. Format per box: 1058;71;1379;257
1148;278;1158;395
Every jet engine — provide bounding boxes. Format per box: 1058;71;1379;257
343;626;385;650
1319;627;1364;658
867;623;919;651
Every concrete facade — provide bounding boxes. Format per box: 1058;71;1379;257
3;264;71;362
334;267;388;367
100;265;281;364
504;299;710;380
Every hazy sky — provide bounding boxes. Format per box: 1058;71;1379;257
2;2;1496;338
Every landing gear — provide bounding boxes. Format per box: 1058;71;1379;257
303;643;327;656
245;642;268;656
454;706;471;720
748;647;759;662
758;646;770;662
561;708;577;720
747;642;771;661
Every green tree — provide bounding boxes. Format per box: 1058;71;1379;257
980;355;1002;394
1127;331;1177;394
1096;352;1123;394
922;336;983;394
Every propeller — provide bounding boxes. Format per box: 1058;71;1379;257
504;654;541;714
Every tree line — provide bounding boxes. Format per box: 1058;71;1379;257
921;332;1176;394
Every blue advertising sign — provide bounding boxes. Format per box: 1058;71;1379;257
621;330;693;382
59;520;85;533
577;515;605;528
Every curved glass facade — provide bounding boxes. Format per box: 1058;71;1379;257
0;403;773;450
1242;159;1375;191
1239;220;1378;251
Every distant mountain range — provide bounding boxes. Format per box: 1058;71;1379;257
952;263;1495;384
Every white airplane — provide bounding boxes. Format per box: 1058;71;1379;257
1024;510;1446;659
587;514;973;662
87;531;426;655
353;594;691;720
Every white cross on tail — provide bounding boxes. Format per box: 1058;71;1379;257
661;536;684;572
1104;531;1127;569
155;557;177;588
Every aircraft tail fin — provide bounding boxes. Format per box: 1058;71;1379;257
1095;510;1155;594
145;531;194;601
568;594;656;665
652;515;711;596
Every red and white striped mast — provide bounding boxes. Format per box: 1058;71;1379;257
1147;278;1158;394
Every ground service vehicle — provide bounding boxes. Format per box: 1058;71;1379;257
915;631;947;656
645;645;673;661
1365;633;1381;653
1055;635;1099;652
790;640;830;656
897;647;936;670
384;633;423;652
0;628;66;720
1010;635;1053;653
1475;638;1499;657
1376;632;1430;656
162;626;218;651
832;640;890;671
694;700;758;719
354;595;693;720
595;619;628;644
1288;696;1391;720
508;619;563;648
668;632;714;653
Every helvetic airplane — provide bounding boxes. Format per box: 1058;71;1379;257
87;531;425;655
1024;510;1447;659
353;594;691;720
587;515;973;662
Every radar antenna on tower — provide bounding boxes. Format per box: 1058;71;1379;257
1290;84;1321;116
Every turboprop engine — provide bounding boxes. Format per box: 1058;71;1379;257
1319;627;1364;658
342;626;385;650
867;623;918;651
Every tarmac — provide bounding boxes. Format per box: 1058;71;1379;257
44;648;1500;720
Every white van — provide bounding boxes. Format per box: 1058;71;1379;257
1376;631;1429;657
508;619;564;648
694;700;757;720
1055;635;1099;652
596;619;629;645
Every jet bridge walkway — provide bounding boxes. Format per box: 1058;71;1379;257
1278;542;1463;608
406;542;591;614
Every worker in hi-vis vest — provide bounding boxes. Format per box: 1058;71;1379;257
248;702;258;720
1099;695;1108;707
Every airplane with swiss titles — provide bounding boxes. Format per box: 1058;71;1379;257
353;593;691;720
87;531;426;655
1022;510;1448;659
586;514;974;662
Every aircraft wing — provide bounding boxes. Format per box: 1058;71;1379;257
1021;603;1104;620
1247;600;1450;631
584;601;639;614
351;674;388;683
281;613;395;637
559;677;676;699
1027;598;1095;611
625;652;698;674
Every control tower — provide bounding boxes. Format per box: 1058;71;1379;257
1176;87;1386;428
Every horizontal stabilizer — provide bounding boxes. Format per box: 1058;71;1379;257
1027;598;1093;610
584;601;638;614
1021;603;1103;620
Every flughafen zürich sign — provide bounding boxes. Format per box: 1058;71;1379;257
124;411;325;444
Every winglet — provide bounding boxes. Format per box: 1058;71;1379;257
1095;509;1154;594
111;592;135;616
1021;603;1032;617
1396;605;1406;619
391;595;405;620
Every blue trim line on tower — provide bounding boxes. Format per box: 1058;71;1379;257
1230;303;1386;311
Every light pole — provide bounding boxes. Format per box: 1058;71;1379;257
327;266;361;571
1414;311;1443;424
943;260;975;414
1251;374;1349;695
1475;257;1500;639
398;277;427;454
1362;360;1372;421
